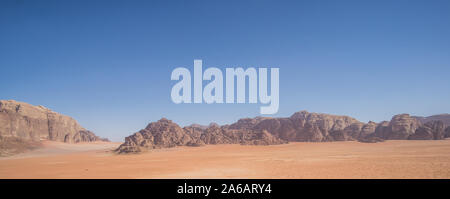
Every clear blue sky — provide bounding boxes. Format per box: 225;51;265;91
1;0;450;141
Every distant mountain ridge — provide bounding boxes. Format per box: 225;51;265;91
117;111;450;153
413;114;450;126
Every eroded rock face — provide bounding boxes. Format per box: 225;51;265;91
360;121;377;138
250;111;363;142
116;118;192;153
116;110;450;153
413;114;450;126
290;111;360;132
117;111;367;153
116;118;287;153
409;121;445;140
372;121;390;139
0;100;107;143
445;127;450;138
373;114;421;140
389;114;421;139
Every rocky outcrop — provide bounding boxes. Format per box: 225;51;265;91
117;111;372;153
408;121;445;140
251;111;362;142
117;110;450;153
115;118;192;153
372;114;421;140
445;126;450;138
413;114;450;126
116;118;287;153
0;100;107;143
387;114;421;139
360;121;377;138
369;114;449;141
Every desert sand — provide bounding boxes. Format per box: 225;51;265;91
0;140;449;179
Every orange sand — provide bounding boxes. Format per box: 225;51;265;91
1;140;450;179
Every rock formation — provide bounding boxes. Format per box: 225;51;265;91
372;114;421;140
116;111;372;153
117;111;450;153
0;100;108;144
413;114;450;126
116;118;286;153
408;121;445;140
3;99;448;155
445;126;450;138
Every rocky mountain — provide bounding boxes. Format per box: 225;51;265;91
413;114;450;126
117;111;450;153
372;114;448;140
116;118;286;153
0;100;108;144
409;120;445;140
372;114;421;140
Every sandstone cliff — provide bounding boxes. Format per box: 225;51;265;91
0;100;108;144
408;121;445;140
372;114;421;140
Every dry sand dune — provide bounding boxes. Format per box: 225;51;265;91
1;140;450;179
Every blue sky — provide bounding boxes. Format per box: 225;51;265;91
1;0;450;141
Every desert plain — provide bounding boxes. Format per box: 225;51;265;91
0;139;449;179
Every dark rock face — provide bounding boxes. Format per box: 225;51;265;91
413;114;450;126
408;126;434;140
343;123;364;139
360;121;377;138
329;130;349;141
427;120;445;140
372;121;390;139
446;127;450;138
408;121;445;140
254;118;298;141
0;100;107;143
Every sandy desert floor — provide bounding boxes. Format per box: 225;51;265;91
0;140;449;179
